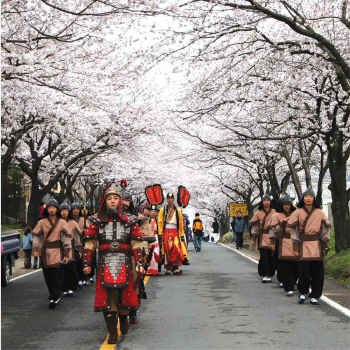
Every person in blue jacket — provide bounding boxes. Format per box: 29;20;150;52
233;211;247;249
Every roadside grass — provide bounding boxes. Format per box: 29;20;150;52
221;229;349;286
324;230;350;286
1;224;25;242
1;224;24;232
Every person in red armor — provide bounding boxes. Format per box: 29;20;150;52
83;182;145;344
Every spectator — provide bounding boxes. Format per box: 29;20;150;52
203;225;210;242
22;228;33;269
39;202;45;220
233;211;247;250
192;213;204;252
212;218;220;244
230;217;236;243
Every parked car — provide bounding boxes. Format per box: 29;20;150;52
1;232;21;287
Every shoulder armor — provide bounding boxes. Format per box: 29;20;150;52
84;222;99;240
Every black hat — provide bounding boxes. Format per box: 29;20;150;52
71;203;81;210
262;194;272;201
46;199;59;209
59;203;70;211
279;194;293;205
302;187;316;198
195;213;200;216
150;204;158;211
167;192;174;198
43;199;61;218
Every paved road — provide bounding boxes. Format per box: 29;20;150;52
2;243;349;350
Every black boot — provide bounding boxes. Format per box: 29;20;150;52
103;312;118;344
119;314;129;334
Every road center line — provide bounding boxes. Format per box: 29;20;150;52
99;274;152;350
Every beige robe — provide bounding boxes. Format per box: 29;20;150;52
77;216;91;236
269;212;296;260
67;219;83;258
286;207;331;261
32;218;71;268
250;208;276;250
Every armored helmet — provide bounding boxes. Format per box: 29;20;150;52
104;182;122;198
302;187;316;198
279;194;293;205
262;194;272;201
59;203;70;211
71;203;81;210
46;199;59;209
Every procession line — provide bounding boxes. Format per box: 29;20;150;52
219;243;350;318
100;274;152;350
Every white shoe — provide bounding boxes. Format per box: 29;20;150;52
310;298;320;305
62;291;68;297
68;290;74;297
286;291;294;296
78;281;83;289
266;277;272;283
279;283;284;288
261;277;267;283
82;281;87;285
298;294;307;304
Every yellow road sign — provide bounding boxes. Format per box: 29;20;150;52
229;203;248;216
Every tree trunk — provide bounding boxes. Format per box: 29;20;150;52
326;131;350;252
27;180;42;229
283;147;302;200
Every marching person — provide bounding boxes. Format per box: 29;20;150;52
286;188;331;305
71;203;87;288
83;182;145;344
192;213;204;252
250;194;276;283
32;199;72;309
121;180;156;325
158;192;189;275
269;195;299;296
183;213;191;245
60;203;82;297
147;204;162;275
81;204;95;284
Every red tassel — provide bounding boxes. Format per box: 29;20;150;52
120;179;128;188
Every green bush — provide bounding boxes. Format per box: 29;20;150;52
321;230;350;286
1;224;24;231
220;231;233;243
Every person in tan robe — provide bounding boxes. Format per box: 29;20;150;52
71;202;89;287
286;188;331;305
80;204;95;284
250;194;276;283
60;203;83;297
269;194;299;296
32;199;72;309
